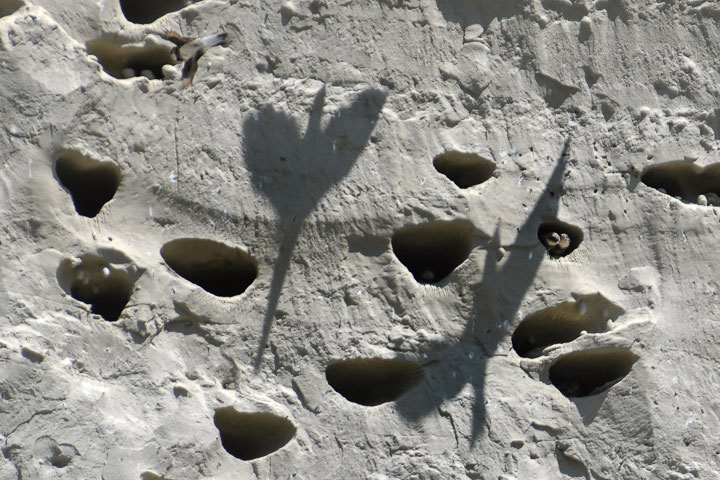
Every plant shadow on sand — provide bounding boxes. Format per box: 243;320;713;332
395;140;570;443
243;86;386;371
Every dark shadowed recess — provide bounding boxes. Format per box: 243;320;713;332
391;220;475;284
434;0;527;28
549;348;638;398
86;39;175;79
641;160;720;204
55;151;121;218
0;0;23;17
511;293;624;358
536;219;584;258
119;0;188;24
325;358;425;406
433;151;496;189
213;408;296;460
160;238;257;297
56;255;134;322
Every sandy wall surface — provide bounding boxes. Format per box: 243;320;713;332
2;0;720;478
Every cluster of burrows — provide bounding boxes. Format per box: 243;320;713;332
549;348;638;397
641;160;720;206
325;358;425;406
391;220;475;284
432;151;496;189
119;0;192;24
512;294;638;398
86;39;175;80
511;293;624;358
213;408;296;460
54;151;121;218
56;255;135;322
537;220;583;258
160;238;258;297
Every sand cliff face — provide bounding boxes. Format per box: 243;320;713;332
1;0;720;478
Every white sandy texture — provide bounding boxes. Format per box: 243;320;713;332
2;0;720;479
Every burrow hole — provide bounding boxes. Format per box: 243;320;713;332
160;238;258;297
86;39;175;80
56;255;135;322
641;160;720;205
433;151;496;189
213;408;296;461
512;293;624;358
325;357;425;406
549;348;638;398
0;0;23;17
55;151;121;218
119;0;191;24
391;220;474;284
537;220;583;258
34;437;78;469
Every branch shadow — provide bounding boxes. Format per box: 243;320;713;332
396;139;570;443
243;86;386;371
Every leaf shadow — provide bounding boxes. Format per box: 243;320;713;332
243;86;386;371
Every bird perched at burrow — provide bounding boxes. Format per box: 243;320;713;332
157;30;229;89
540;231;571;258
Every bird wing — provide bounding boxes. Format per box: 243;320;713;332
196;32;228;49
157;30;194;47
180;49;202;89
175;32;229;60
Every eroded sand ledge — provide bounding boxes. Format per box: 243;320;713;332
2;0;720;478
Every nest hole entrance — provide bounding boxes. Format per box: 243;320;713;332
549;348;637;397
57;255;134;322
160;238;258;297
119;0;189;24
641;160;720;205
0;0;23;17
325;358;424;406
433;151;496;188
537;220;583;258
213;408;296;461
511;293;624;358
86;40;175;80
55;151;121;218
391;220;474;284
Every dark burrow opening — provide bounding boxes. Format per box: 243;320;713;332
86;39;175;80
537;220;583;258
549;348;638;398
57;255;134;322
511;293;624;358
641;160;720;204
49;445;75;468
213;408;296;461
391;220;474;284
325;358;425;406
432;151;496;188
55;151;121;218
0;0;23;17
119;0;190;24
160;238;258;297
